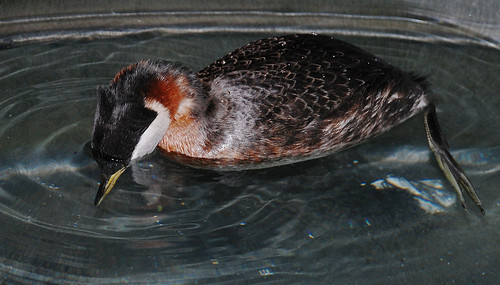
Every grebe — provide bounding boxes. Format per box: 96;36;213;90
91;34;484;214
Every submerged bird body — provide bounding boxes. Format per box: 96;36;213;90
91;34;483;213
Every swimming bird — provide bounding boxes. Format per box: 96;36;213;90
91;34;484;214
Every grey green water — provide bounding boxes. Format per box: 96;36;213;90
0;32;499;284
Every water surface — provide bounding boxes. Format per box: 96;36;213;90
0;32;499;284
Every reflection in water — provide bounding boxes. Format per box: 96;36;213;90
0;33;499;283
372;176;454;214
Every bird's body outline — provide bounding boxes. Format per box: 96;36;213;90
91;33;483;213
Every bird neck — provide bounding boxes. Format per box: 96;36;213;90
146;73;210;158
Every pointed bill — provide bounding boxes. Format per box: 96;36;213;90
94;167;126;206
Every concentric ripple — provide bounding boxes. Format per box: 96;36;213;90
0;33;499;284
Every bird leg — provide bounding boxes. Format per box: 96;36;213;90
423;103;484;215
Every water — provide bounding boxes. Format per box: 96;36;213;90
0;32;499;284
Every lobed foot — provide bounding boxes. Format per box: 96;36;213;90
424;104;484;215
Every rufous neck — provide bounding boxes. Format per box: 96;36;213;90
145;73;209;158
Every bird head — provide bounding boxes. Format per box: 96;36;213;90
91;60;197;206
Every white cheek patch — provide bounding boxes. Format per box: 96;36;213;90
131;100;171;161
